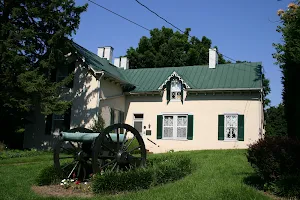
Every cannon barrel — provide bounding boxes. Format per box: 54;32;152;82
60;132;125;142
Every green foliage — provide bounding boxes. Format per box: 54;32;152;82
0;141;6;152
273;2;300;138
0;0;87;143
35;165;62;186
92;167;153;194
265;103;287;136
89;114;106;132
126;26;229;69
247;136;300;198
92;155;192;194
0;149;48;159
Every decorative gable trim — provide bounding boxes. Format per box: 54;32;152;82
158;71;191;90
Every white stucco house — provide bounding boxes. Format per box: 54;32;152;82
23;42;264;153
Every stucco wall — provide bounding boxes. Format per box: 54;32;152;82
99;78;125;127
125;91;263;153
23;62;100;149
70;64;100;129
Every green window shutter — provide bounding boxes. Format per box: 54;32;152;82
187;115;194;140
166;81;170;104
238;115;244;141
157;115;163;139
218;115;224;140
120;111;124;123
110;108;114;125
181;83;184;104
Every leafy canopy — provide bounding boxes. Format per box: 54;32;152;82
126;27;229;68
0;0;87;142
265;103;287;136
274;2;300;138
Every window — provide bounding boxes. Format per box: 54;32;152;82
56;62;75;88
170;79;182;101
45;108;71;135
133;114;143;135
224;114;238;140
163;115;188;139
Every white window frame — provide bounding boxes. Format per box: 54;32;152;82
162;114;188;140
170;79;182;102
224;114;238;141
133;113;144;135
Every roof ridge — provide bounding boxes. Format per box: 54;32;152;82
123;62;262;71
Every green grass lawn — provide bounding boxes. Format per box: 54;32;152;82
0;150;271;200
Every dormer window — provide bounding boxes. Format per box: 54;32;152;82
170;79;182;101
158;71;191;104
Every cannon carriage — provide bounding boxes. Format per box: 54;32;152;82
53;123;146;180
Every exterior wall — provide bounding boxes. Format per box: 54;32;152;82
125;91;263;153
70;64;100;129
99;78;125;127
23;62;101;149
23;107;60;150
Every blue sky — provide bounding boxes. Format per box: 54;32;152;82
74;0;288;106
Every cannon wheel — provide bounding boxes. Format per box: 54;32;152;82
92;123;146;173
53;127;94;181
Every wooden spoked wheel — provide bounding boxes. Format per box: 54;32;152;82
53;128;94;181
92;123;146;173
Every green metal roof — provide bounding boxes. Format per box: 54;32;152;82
72;42;130;85
122;63;262;93
73;42;262;93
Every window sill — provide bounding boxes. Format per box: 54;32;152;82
170;100;181;102
223;139;238;142
160;138;188;141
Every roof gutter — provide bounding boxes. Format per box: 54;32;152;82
186;88;262;92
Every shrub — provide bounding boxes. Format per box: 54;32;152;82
247;136;300;198
36;165;62;186
89;114;105;132
92;155;192;194
0;141;6;152
92;167;153;193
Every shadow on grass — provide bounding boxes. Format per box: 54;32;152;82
243;174;264;191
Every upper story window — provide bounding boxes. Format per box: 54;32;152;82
170;79;182;101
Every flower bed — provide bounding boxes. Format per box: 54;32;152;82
35;154;193;195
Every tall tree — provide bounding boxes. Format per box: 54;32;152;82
0;0;87;147
274;2;300;138
265;103;287;136
126;27;229;69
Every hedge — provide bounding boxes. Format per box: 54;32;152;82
92;154;192;193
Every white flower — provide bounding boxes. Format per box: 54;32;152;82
84;182;88;185
60;183;64;186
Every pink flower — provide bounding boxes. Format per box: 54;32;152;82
72;173;76;179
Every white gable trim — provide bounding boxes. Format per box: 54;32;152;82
158;71;191;90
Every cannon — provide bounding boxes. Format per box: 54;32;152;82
53;123;146;180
